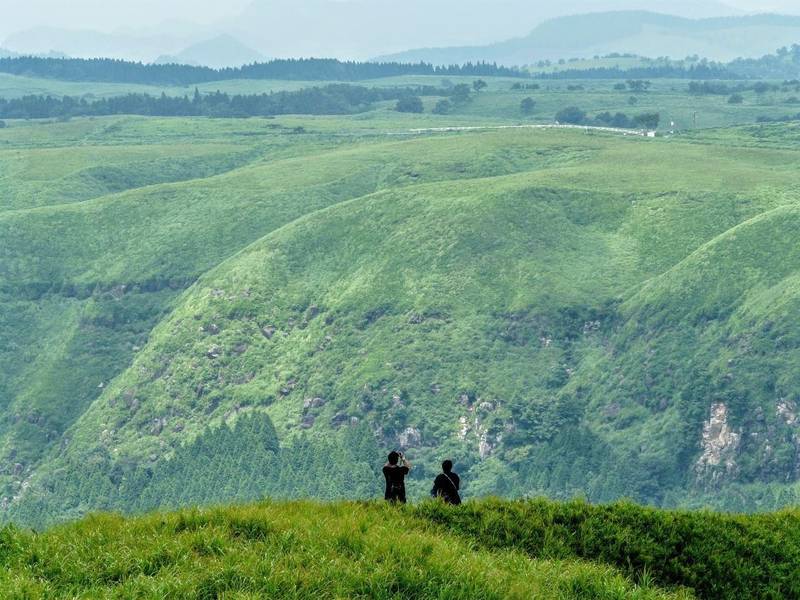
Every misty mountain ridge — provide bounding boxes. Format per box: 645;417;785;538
155;35;265;69
3;0;744;63
2;27;198;63
381;11;800;65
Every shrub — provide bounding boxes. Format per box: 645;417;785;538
632;112;660;130
432;99;452;115
555;106;586;124
0;119;5;128
396;96;424;114
520;97;536;115
728;93;744;104
595;112;631;128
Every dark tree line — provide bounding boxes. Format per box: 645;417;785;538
688;80;781;96
537;63;734;80
0;56;529;85
728;45;800;79
555;105;660;129
0;84;455;119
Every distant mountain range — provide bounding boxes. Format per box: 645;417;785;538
2;4;797;68
0;47;68;60
228;0;741;59
155;35;264;69
1;0;746;64
381;12;800;65
2;27;194;63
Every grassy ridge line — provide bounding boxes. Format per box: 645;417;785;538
0;500;687;599
416;499;800;600
0;129;597;290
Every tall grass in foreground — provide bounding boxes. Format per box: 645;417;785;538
0;500;688;599
415;498;800;600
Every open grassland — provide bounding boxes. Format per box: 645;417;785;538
2;74;800;130
3;115;800;525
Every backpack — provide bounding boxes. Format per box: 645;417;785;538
431;473;461;504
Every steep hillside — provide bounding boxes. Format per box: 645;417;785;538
381;12;800;65
5;117;800;524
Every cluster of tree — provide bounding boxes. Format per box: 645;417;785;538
520;97;536;115
613;80;652;92
510;83;540;91
0;56;528;85
8;412;387;526
0;84;457;119
688;81;778;96
398;82;477;115
536;62;733;80
535;46;800;81
756;113;800;123
555;106;660;130
727;45;800;79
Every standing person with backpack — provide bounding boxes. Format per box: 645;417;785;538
431;460;461;505
383;451;411;503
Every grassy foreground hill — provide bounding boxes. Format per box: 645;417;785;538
2;498;799;599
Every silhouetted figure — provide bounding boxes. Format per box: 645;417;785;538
383;451;411;503
431;460;461;505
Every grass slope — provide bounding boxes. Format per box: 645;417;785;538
3;497;800;599
0;500;700;599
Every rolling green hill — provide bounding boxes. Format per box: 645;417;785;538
3;112;800;525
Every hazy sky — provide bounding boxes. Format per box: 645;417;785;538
3;0;799;39
3;0;800;59
0;0;251;38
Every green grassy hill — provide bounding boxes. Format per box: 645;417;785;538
2;498;799;599
3;113;800;524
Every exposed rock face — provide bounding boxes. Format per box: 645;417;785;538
398;427;422;449
330;413;351;428
457;397;500;459
458;416;470;440
695;402;741;486
777;400;799;427
777;399;800;478
303;397;326;410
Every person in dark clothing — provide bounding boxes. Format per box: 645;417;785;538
383;451;411;503
431;460;461;505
